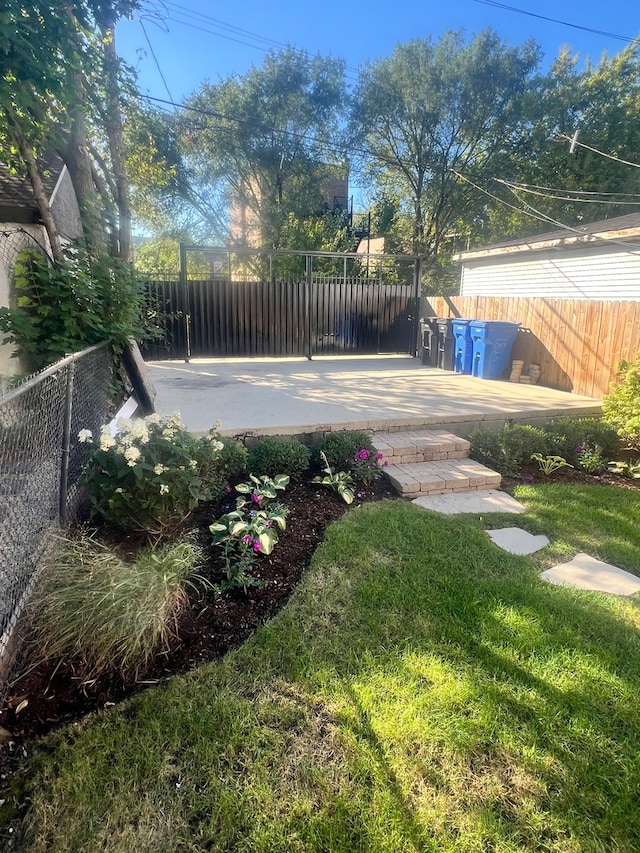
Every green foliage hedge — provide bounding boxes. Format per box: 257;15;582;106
247;436;310;478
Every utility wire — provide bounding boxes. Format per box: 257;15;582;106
494;178;640;206
451;169;640;254
138;16;175;105
556;133;640;170
504;182;640;252
471;0;638;44
136;0;360;84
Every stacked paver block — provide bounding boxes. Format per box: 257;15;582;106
373;429;501;498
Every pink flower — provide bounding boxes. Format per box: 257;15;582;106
251;492;261;503
375;452;383;460
242;534;253;545
356;449;370;461
253;540;261;552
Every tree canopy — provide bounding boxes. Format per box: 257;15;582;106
1;0;139;258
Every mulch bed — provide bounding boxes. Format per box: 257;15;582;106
0;476;397;747
1;464;637;753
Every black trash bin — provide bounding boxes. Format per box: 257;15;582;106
436;318;455;371
419;317;438;366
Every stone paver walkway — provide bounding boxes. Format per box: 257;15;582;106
487;527;550;555
412;490;525;515
541;553;640;595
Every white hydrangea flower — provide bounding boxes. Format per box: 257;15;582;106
153;463;167;475
145;413;162;426
159;484;169;495
124;446;141;467
99;434;117;451
77;429;93;443
189;459;198;470
162;428;176;440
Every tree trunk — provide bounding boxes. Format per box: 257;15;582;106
15;131;63;262
101;18;132;261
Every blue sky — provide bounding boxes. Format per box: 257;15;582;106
116;0;639;103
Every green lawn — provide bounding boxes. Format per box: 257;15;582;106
6;484;640;852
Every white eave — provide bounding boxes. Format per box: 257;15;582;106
453;226;640;262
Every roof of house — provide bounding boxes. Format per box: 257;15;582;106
454;212;640;263
0;151;65;224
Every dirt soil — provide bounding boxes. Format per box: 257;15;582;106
1;465;637;753
0;476;397;747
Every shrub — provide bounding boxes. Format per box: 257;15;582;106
315;430;375;471
603;354;640;450
210;438;248;497
0;245;145;372
26;533;202;679
247;436;310;478
469;424;550;477
468;427;508;473
501;424;551;468
80;413;225;535
545;417;620;465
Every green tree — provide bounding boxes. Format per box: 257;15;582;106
0;0;139;258
182;48;348;249
484;43;640;242
350;31;540;267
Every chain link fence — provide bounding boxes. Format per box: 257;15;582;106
0;342;113;680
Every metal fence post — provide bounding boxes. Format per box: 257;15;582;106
179;242;190;362
59;359;75;526
306;254;313;360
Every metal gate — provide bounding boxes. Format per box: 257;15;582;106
143;247;421;360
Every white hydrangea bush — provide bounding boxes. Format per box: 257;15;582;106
78;413;226;534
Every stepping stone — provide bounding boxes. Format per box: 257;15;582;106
487;527;550;555
412;489;525;515
541;553;640;596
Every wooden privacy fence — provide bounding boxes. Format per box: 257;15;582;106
424;296;640;399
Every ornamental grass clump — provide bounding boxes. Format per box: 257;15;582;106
79;413;225;535
25;533;202;680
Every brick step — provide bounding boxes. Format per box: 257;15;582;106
372;429;470;466
384;458;501;498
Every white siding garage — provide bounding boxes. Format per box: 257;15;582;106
455;213;640;301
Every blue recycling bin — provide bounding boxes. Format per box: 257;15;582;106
470;321;521;380
451;318;475;374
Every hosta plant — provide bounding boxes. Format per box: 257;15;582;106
210;474;290;591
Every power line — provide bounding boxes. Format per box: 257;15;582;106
138;17;175;105
494;178;640;206
471;0;638;45
451;169;640;254
136;0;360;84
556;133;640;170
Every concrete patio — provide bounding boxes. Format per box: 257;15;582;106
146;355;602;437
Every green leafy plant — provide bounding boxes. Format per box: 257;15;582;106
25;532;202;680
210;474;290;591
80;413;225;535
246;436;310;478
350;447;387;485
544;417;620;465
531;453;573;476
312;451;355;504
607;459;640;479
0;245;146;372
575;443;605;474
315;430;376;471
603;353;640;450
468;424;550;477
236;473;290;503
